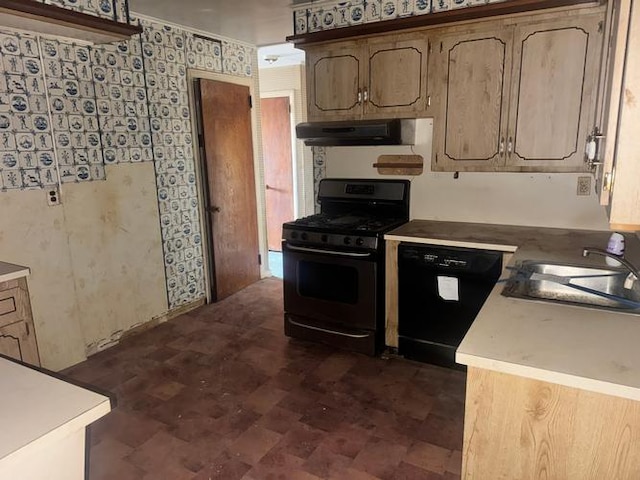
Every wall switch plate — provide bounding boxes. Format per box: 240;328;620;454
47;187;61;206
577;176;591;196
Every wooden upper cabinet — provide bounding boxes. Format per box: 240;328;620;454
507;16;602;171
306;42;362;120
365;37;428;117
304;34;428;121
430;12;603;172
595;0;640;230
431;30;513;171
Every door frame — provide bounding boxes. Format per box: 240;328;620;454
260;90;299;221
188;69;268;303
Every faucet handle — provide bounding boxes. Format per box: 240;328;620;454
624;273;637;289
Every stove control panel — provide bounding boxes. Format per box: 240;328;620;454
283;229;378;251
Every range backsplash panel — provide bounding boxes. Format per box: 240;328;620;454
0;5;257;309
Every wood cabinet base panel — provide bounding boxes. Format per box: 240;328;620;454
463;367;640;479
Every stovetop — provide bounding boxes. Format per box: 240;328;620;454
283;213;407;251
282;178;410;251
285;212;406;235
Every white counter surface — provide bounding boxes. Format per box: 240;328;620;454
0;262;30;283
386;220;640;400
0;357;111;466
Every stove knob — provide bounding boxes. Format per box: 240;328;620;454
290;231;298;239
343;237;352;245
320;234;328;242
301;232;308;241
355;237;364;246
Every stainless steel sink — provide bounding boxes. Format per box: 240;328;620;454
501;261;640;313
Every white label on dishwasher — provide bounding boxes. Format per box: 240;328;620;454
437;276;459;301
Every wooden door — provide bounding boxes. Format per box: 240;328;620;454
366;36;428;118
261;97;294;252
198;79;260;301
506;16;602;171
306;42;363;121
431;29;513;171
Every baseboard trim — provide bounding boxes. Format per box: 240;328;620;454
121;297;206;339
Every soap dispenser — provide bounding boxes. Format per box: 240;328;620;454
605;232;625;267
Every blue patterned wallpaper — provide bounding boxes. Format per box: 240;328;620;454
0;3;257;308
0;33;58;189
40;0;130;22
312;146;326;213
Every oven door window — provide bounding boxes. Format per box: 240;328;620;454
298;261;358;304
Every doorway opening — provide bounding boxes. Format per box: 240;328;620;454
260;93;297;279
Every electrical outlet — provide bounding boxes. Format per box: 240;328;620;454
577;176;591;196
47;187;61;206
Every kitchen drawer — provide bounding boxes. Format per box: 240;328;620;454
0;321;39;365
0;287;24;328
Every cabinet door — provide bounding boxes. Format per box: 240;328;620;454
604;2;640;229
306;43;363;121
506;16;602;171
595;0;629;208
0;321;39;365
365;36;428;118
431;29;513;171
594;0;640;230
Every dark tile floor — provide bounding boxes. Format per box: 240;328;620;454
64;278;466;480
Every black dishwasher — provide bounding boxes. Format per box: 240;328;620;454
398;243;503;369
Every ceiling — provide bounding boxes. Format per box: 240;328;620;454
129;0;304;47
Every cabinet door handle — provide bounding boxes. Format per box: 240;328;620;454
507;136;513;156
603;170;614;192
363;88;368;103
499;137;505;156
357;90;362;104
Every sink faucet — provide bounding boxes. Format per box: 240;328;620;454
582;248;640;283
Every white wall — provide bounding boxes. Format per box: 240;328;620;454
0;163;167;370
326;119;611;230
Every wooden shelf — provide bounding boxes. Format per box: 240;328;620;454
372;163;423;169
287;0;596;46
374;155;424;175
0;0;142;44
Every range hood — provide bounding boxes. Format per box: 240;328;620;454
296;119;415;146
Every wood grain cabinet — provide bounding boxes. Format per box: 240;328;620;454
0;278;40;366
595;0;640;231
463;367;640;479
305;34;429;121
430;14;602;172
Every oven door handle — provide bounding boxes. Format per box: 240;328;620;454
285;244;373;258
288;319;371;339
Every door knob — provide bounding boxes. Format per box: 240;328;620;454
266;185;272;190
207;206;220;213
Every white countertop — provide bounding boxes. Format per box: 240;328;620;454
0;357;111;465
0;262;30;283
386;220;640;401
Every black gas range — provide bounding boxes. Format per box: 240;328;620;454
282;178;410;355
